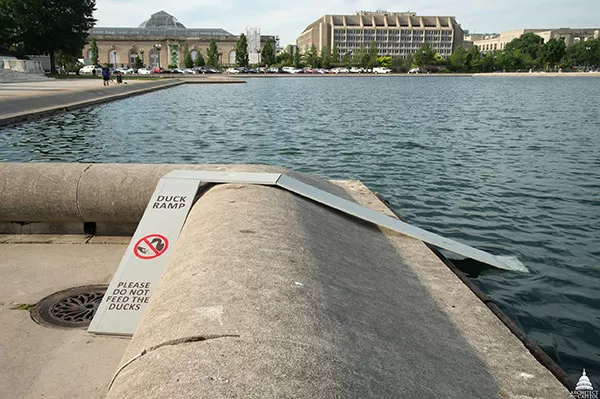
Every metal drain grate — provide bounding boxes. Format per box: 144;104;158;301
32;285;107;329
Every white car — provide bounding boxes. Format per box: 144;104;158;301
373;67;392;74
282;66;302;74
137;67;152;75
79;65;102;75
408;68;422;74
225;67;239;74
349;67;362;73
331;67;349;74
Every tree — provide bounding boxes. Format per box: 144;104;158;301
367;40;379;68
194;50;205;67
55;50;82;73
320;46;332;69
277;47;292;66
504;32;544;69
207;39;218;68
261;40;275;66
183;43;193;68
414;42;437;68
91;39;98;65
293;47;302;68
0;0;96;74
353;44;368;68
446;46;467;72
465;46;482;72
134;56;143;68
305;44;318;67
541;38;566;70
342;51;352;67
331;43;340;65
235;33;249;67
377;56;391;68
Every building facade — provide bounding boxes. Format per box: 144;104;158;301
297;11;464;59
473;28;600;53
83;11;275;68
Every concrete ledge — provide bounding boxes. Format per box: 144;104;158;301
0;79;183;127
105;180;569;398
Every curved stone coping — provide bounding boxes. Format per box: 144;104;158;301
0;80;183;127
0;163;348;224
106;182;568;399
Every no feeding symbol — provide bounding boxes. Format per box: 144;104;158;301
134;234;169;260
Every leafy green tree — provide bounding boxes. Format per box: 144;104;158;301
0;0;96;73
293;48;302;68
277;47;292;66
91;39;98;65
55;50;82;73
134;56;143;68
194;50;205;67
377;56;391;68
183;43;193;68
446;46;467;72
342;51;352;67
504;32;543;69
353;44;369;68
235;33;249;67
541;38;566;70
414;42;437;68
305;44;319;67
261;39;275;66
331;43;340;65
367;40;379;68
390;56;404;72
320;46;332;69
465;45;482;72
207;39;218;68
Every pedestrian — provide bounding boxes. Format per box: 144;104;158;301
102;63;110;86
116;71;123;84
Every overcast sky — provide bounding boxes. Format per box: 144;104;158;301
94;0;600;46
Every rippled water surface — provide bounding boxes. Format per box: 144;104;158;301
2;76;600;385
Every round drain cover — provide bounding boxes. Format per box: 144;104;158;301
32;285;107;329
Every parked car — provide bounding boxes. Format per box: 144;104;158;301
349;67;362;73
331;67;349;74
79;65;102;75
408;68;424;74
373;67;392;74
182;68;196;74
137;67;152;75
267;67;282;73
282;66;303;74
225;67;239;74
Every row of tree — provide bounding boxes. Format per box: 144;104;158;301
445;33;600;72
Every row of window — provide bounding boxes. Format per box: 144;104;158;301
335;36;453;44
335;29;453;35
339;48;452;56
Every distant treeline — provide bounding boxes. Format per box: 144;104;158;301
275;33;600;72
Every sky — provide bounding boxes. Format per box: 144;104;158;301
94;0;600;46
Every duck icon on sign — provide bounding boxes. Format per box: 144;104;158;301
134;234;169;260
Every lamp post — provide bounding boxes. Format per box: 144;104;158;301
140;48;145;66
154;43;162;68
585;46;591;70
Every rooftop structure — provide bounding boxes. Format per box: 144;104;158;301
297;11;464;59
473;28;600;53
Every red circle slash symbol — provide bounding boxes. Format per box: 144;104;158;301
133;234;169;260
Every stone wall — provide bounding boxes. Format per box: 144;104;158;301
3;59;45;74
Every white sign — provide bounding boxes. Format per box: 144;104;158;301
88;176;203;335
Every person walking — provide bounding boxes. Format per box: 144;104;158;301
102;64;110;86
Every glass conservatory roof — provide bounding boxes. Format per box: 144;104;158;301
89;11;233;37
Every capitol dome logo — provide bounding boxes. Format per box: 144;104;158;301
571;369;598;399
